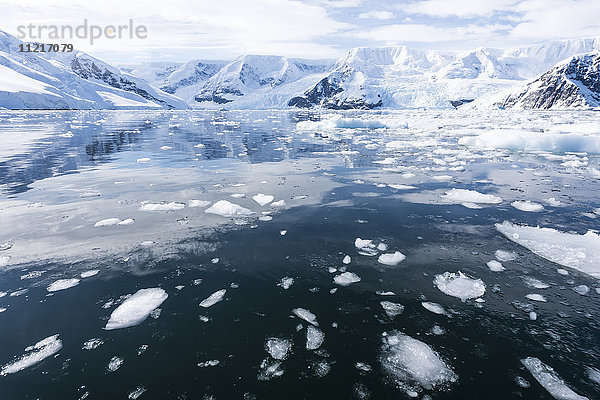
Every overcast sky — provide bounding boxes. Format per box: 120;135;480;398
1;0;599;64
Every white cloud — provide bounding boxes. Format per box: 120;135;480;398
358;11;395;20
402;0;520;18
352;23;511;43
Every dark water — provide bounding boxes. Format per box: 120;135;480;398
0;110;599;399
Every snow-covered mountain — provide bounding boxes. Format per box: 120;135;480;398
496;51;600;110
0;31;188;109
190;55;333;108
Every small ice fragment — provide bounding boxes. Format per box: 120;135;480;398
487;260;505;272
136;158;151;163
82;338;103;350
105;288;168;330
188;200;210;208
547;198;561;207
557;269;569;276
280;230;287;236
529;312;537;321
431;325;445;335
205;200;253;217
1;334;63;375
199;289;226;308
230;193;245;198
495;250;517;262
271;200;286;207
128;386;147;400
377;243;388;251
306;326;325;350
355;238;372;249
356;362;372;372
525;294;547;302
523;277;550;289
265;338;292;360
573;285;589;295
441;188;502;204
47;278;80;292
94;218;121;227
278;277;294;290
378;251;406;266
78;191;101;198
118;218;135;225
511;200;545;212
257;358;284;380
160;146;172;150
211;258;219;264
421;302;446;315
389;184;417;190
107;356;123;372
343;255;351;264
434;272;485;301
292;308;318;326
139;202;185;211
252;194;274;206
198;360;220;367
380;301;404;317
333;272;361;286
377;291;395;296
521;357;588;400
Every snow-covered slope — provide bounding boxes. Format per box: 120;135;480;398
0;30;188;109
193;55;333;108
127;62;183;86
497;51;600;110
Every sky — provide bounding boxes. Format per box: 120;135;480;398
1;0;599;64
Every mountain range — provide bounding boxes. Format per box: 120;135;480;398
1;30;599;110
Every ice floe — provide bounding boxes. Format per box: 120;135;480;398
573;285;589;295
441;189;502;205
378;251;406;266
380;332;457;396
128;386;147;399
199;289;226;308
496;221;600;278
252;194;274;206
292;308;318;326
198;360;220;367
81;270;99;278
421;302;446;316
188;199;210;208
333;272;361;286
139;202;185;211
1;334;62;375
107;356;123;372
355;238;373;249
343;255;351;264
521;357;588;400
278;277;294;290
487;260;505;272
94;218;121;227
82;338;103;350
495;250;517;262
525;294;547;302
433;272;485;301
205;200;253;217
47;278;80;292
265;338;292;360
511;201;545;212
105;288;168;330
306;326;325;350
523;277;550;289
380;301;405;317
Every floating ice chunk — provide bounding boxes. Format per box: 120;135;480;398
356;362;372;372
334;272;361;286
380;332;457;396
434;272;485;301
377;243;388;251
78;191;101;198
188;199;210;208
211;258;219;264
526;294;547;302
265;338;292;360
278;277;294;289
547;198;561;207
306;326;325;350
82;338;103;350
523;277;550;289
81;270;99;278
381;301;405;317
252;194;274;206
389;184;417;190
377;291;396;296
378;252;406;266
271;200;286;207
441;189;502;204
47;278;80;292
292;308;318;326
511;201;545;212
521;357;588;400
557;269;569;276
431;325;446;335
94;218;121;227
257;358;284;381
529;312;537;320
495;250;517;262
573;285;589;295
355;238;373;249
496;221;600;278
160;146;172;150
199;289;226;308
461;202;483;209
136;158;151;163
230;193;245;198
0;255;10;267
1;334;62;375
119;218;135;225
107;356;123;372
198;360;220;367
105;288;168;330
128;386;147;400
205;200;253;217
280;230;287;236
139;202;185;211
587;367;600;385
487;260;505;272
343;255;351;264
421;302;446;315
